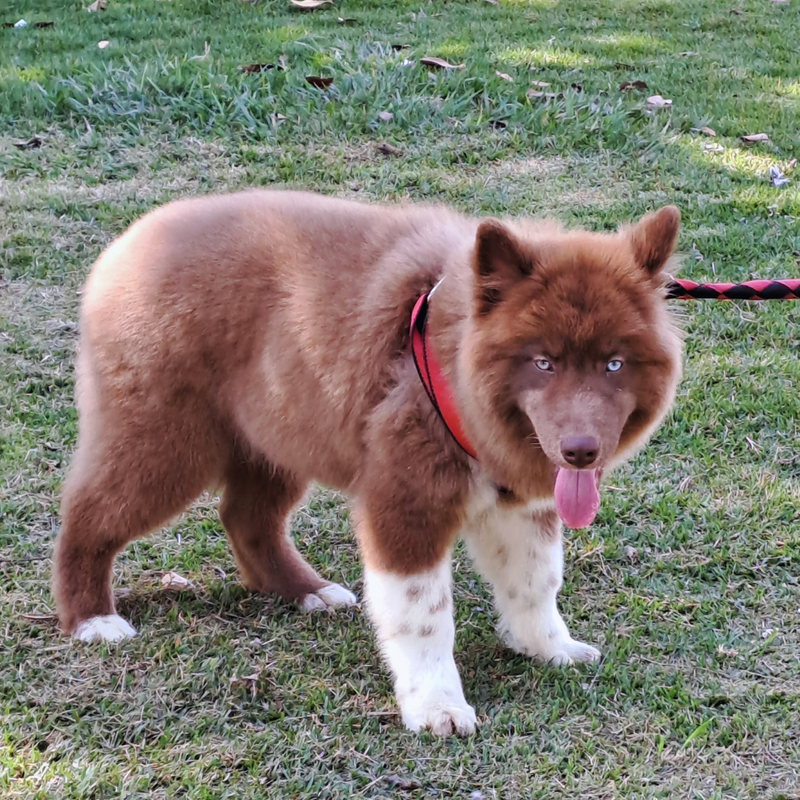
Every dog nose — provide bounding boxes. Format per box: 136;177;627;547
561;436;599;468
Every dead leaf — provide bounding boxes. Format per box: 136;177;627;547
377;110;393;122
161;571;193;590
420;56;464;70
97;39;110;49
530;80;550;88
787;158;797;171
384;774;421;790
391;43;410;51
740;133;769;143
239;63;275;74
619;80;648;91
305;75;333;89
527;89;561;100
624;545;638;563
13;135;43;150
337;16;357;24
34;21;54;28
377;142;403;157
86;0;106;10
290;0;331;9
495;71;513;82
698;126;716;136
646;94;672;108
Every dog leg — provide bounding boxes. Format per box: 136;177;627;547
220;454;356;611
364;554;476;736
464;506;600;665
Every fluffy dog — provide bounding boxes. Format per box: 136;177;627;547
54;191;682;735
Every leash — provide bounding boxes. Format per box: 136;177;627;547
666;278;800;300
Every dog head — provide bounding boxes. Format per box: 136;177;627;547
460;206;683;527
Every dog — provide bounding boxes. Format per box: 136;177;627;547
53;190;682;736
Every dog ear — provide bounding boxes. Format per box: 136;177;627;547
473;219;533;314
628;205;680;276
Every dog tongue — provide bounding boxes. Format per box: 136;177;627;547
554;469;600;529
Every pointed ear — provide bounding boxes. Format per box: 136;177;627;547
473;219;534;314
627;205;680;276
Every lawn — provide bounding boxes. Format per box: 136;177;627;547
1;0;799;797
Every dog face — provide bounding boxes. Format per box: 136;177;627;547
461;207;683;526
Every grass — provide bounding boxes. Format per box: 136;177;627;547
1;0;799;797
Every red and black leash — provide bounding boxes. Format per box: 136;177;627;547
666;278;800;300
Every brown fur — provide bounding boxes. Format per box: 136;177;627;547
53;190;681;633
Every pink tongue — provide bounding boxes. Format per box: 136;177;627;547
554;469;600;529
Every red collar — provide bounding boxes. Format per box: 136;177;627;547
410;283;478;459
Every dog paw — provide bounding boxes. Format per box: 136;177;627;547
300;582;357;612
542;638;601;666
73;614;137;643
401;695;478;737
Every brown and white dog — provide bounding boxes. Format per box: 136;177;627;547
53;191;682;736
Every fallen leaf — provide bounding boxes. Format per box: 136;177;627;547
703;142;724;153
337;16;357;24
740;132;769;143
13;135;43;149
290;0;331;8
698;126;716;136
646;94;672;108
527;89;561;100
768;165;789;187
86;0;106;10
391;43;410;51
97;39;110;49
619;80;648;91
377;110;393;122
495;71;513;82
161;571;193;590
420;56;464;70
530;80;550;88
239;63;275;74
34;21;54;28
624;545;638;563
305;75;333;89
377;142;403;157
384;774;421;790
786;158;797;171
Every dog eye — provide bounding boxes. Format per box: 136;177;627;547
534;358;553;372
606;358;623;373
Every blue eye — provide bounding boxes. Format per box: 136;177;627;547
606;359;623;373
534;358;553;372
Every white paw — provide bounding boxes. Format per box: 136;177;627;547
300;582;357;612
73;614;137;643
542;638;601;666
401;694;478;737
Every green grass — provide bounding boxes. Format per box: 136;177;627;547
1;0;799;797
